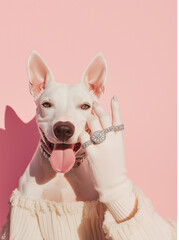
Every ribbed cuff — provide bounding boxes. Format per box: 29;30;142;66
104;190;138;223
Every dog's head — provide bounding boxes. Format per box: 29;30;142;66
27;51;107;172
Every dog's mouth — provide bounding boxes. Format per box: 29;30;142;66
39;128;84;173
40;128;81;153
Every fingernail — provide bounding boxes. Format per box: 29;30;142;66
92;101;98;106
113;95;118;101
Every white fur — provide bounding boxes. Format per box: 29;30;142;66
19;51;107;202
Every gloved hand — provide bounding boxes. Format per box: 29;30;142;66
79;96;137;223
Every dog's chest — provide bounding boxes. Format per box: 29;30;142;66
40;162;99;203
41;175;77;202
21;155;99;202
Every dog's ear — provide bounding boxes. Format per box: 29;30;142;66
27;50;55;99
81;53;107;98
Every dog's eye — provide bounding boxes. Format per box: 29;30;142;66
81;104;91;110
42;102;52;108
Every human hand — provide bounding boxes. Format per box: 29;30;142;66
79;95;133;203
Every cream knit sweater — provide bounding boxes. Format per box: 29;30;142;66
8;183;176;240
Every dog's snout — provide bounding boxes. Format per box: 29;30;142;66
53;121;75;141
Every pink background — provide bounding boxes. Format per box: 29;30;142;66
0;0;176;226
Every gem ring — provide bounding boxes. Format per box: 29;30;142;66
82;124;124;149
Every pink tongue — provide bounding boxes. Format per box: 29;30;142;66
49;144;75;173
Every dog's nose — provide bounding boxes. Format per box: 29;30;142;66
53;121;75;141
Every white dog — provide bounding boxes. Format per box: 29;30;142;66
19;50;106;202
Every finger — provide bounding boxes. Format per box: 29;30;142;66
78;130;93;148
92;101;112;128
86;114;102;133
111;95;122;126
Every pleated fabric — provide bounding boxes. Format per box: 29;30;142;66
9;184;177;240
9;189;106;240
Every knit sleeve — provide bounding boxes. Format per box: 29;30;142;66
102;184;177;240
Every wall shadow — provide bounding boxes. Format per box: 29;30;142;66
0;106;40;227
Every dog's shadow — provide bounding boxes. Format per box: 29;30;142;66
0;106;40;227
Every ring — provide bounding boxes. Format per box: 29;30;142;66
82;124;124;149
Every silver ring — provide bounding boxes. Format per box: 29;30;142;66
82;124;124;149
